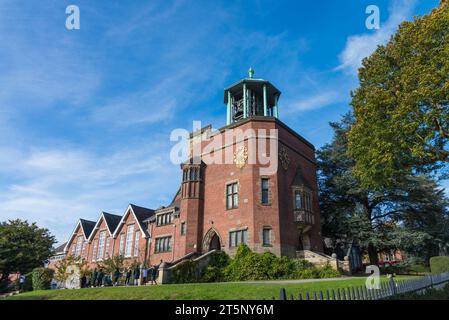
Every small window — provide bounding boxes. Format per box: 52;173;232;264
180;222;186;235
229;229;248;247
262;228;271;246
261;178;270;204
226;182;238;209
294;190;302;209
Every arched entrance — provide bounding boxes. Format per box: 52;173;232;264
202;228;222;252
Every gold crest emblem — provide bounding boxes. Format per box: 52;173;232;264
279;146;290;170
234;146;248;169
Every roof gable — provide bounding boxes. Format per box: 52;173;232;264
88;211;122;241
64;218;95;252
112;204;155;238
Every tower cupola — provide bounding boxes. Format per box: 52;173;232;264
224;68;281;125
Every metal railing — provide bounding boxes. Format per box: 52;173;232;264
277;271;449;300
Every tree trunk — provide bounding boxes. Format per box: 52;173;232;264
368;243;379;265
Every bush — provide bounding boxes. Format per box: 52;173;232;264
201;251;230;282
32;267;54;291
171;260;199;284
291;259;314;271
430;256;449;274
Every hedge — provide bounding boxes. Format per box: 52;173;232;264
430;256;449;274
32;267;54;291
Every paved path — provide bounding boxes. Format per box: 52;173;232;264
226;276;363;285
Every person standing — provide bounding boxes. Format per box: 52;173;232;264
151;265;158;285
113;268;121;286
18;273;26;291
125;267;132;286
80;274;87;288
133;265;140;286
97;269;104;287
142;266;148;285
92;268;98;287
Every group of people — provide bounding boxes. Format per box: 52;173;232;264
80;263;160;288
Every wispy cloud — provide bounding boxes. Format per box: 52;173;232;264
336;0;418;74
283;91;346;114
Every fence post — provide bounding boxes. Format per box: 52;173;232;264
298;293;303;300
389;276;396;296
326;290;330;301
280;288;286;300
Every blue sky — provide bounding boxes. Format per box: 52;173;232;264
0;0;444;244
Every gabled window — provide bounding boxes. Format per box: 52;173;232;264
97;231;106;260
81;240;87;258
226;182;238;209
75;236;83;257
124;224;135;257
133;231;140;257
92;239;98;262
105;237;110;258
119;233;125;255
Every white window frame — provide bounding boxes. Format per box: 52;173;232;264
97;231;106;260
124;224;135;257
134;231;140;257
119;233;125;255
75;236;83;257
105;237;111;258
92;239;98;262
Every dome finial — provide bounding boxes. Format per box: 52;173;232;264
248;67;254;79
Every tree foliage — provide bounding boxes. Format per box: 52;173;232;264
348;2;449;188
0;219;55;281
318;113;449;264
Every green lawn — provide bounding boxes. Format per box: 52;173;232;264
6;275;417;300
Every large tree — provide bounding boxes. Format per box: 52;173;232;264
0;219;55;282
348;1;449;188
318;113;449;264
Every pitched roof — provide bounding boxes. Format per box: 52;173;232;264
79;219;96;238
63;218;96;252
113;204;155;238
291;166;313;189
87;211;122;241
53;242;67;254
103;212;122;234
130;204;155;232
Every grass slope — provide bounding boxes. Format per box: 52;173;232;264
7;276;416;300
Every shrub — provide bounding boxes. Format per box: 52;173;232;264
292;259;314;271
32;267;54;291
430;256;449;274
171;260;199;283
317;264;340;278
201;251;230;282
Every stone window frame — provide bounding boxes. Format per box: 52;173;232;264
154;235;172;253
228;227;248;248
225;180;239;210
261;225;273;247
259;176;272;205
180;221;186;236
155;208;175;227
292;186;313;213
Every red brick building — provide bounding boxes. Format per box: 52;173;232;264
58;70;323;268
